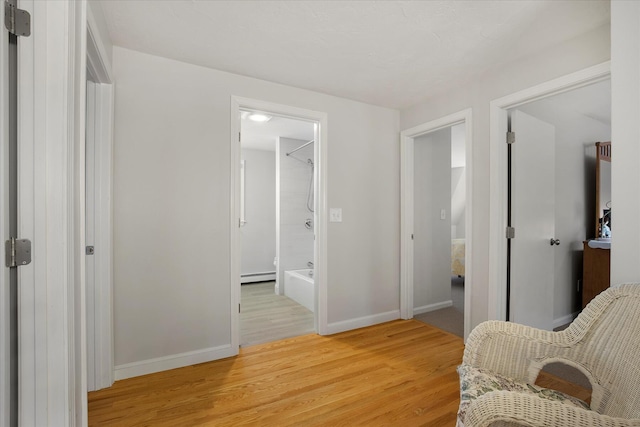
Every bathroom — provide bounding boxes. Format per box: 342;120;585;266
239;111;316;345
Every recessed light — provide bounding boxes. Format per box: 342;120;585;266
248;113;272;122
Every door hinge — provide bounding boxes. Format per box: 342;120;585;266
239;132;241;142
239;303;241;313
4;1;31;37
506;132;515;144
506;227;515;239
5;237;31;267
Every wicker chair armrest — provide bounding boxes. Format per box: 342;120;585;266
464;391;640;427
463;321;572;382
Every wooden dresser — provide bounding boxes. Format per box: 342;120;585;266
582;241;610;308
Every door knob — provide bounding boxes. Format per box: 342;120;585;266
550;238;560;246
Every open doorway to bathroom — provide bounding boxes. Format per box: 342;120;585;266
239;110;317;346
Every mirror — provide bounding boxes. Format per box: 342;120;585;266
595;141;611;238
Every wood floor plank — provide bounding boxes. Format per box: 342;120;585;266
240;282;314;346
89;319;590;426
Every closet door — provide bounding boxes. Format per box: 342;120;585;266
509;110;555;331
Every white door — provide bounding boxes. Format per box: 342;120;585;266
510;110;556;330
85;79;97;391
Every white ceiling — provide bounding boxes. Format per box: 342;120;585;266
98;0;610;110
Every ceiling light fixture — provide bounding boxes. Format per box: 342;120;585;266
248;113;272;123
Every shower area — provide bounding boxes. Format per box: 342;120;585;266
276;137;315;312
239;111;316;346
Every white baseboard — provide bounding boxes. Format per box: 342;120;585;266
553;311;580;329
413;300;453;315
241;272;276;283
114;344;235;380
325;310;400;335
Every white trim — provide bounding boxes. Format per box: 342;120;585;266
274;138;282;295
85;80;97;391
400;109;474;340
85;10;114;391
488;61;611;322
413;301;453;316
553;312;579;329
114;345;235;381
241;273;276;284
86;2;112;84
18;0;87;424
85;82;114;391
231;96;329;354
325;310;400;335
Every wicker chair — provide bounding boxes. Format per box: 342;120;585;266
457;284;640;427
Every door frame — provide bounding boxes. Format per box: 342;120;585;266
230;96;329;352
488;61;611;322
400;108;473;340
85;5;114;392
16;0;88;424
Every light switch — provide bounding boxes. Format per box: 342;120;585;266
330;208;342;222
440;209;446;220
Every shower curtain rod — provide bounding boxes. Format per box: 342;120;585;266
286;139;314;157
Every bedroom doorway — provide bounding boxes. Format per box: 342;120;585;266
400;109;473;340
488;62;611;328
506;80;611;331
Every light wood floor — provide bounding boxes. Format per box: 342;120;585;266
241;281;314;346
89;320;590;426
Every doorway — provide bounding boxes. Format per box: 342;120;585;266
488;62;611;325
400;109;473;340
506;80;611;330
231;97;329;351
239;111;316;346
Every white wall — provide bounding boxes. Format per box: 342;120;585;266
240;148;276;278
451;123;466;239
401;24;611;330
277;138;314;291
112;47;399;372
611;2;640;285
518;101;611;324
413;128;452;312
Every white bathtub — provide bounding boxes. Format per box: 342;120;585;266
284;269;314;312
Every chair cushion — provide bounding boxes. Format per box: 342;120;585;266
457;364;590;426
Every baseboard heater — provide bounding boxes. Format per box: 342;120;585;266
241;271;276;284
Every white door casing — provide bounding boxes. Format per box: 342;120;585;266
16;0;88;424
489;62;611;322
85;13;114;391
400;109;473;341
510;110;555;330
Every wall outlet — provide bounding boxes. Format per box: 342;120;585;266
330;208;342;222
